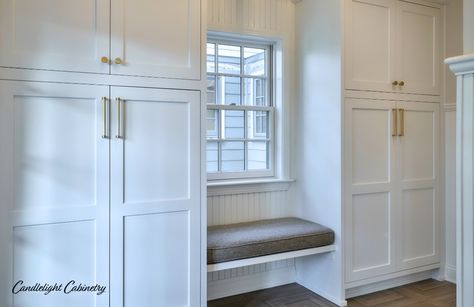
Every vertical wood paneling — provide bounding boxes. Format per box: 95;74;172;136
207;190;294;282
208;0;294;36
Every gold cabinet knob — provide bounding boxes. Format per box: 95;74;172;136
114;57;123;65
399;81;405;86
392;80;399;86
101;56;110;64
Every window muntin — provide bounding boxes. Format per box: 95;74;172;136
206;40;274;179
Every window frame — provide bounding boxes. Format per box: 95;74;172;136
206;37;275;181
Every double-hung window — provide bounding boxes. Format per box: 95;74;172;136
206;39;274;180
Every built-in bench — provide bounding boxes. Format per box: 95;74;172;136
207;217;336;272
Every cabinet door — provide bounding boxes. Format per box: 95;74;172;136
344;99;398;282
110;0;201;79
0;81;110;307
396;2;441;95
396;102;439;269
345;0;397;92
0;0;110;73
110;87;201;307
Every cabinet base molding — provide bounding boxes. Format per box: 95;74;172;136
345;265;440;298
445;265;456;283
207;265;296;301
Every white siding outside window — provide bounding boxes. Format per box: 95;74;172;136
206;39;274;180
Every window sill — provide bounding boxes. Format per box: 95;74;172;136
207;178;295;196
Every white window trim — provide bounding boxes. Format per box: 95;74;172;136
206;37;275;181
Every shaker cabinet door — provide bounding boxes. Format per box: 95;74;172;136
345;0;397;92
110;0;201;79
0;0;110;73
0;81;110;307
344;99;398;282
396;2;441;95
109;87;201;307
396;102;439;269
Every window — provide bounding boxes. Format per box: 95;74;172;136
207;39;274;180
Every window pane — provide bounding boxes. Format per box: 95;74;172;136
207;43;216;72
221;141;244;172
247;111;269;139
247;141;269;170
244;47;265;76
207;142;219;172
217;76;241;105
207;76;216;104
218;44;241;74
223;110;244;139
207;109;218;139
243;78;267;106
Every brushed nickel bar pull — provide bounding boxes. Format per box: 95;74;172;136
398;108;405;137
116;97;122;139
102;97;108;139
392;108;398;137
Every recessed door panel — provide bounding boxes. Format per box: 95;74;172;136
111;0;201;79
401;109;435;181
124;212;190;307
401;188;435;262
352;107;390;184
13;96;97;210
352;193;391;272
0;0;109;73
13;221;98;307
123;100;189;204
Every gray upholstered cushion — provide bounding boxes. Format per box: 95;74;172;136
207;217;335;264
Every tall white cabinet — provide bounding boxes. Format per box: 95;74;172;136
344;0;442;292
0;1;205;307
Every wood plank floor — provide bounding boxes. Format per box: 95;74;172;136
208;279;455;307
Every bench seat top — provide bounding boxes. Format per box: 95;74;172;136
207;217;335;264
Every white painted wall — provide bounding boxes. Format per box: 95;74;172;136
464;0;474;53
294;0;345;305
206;0;298;300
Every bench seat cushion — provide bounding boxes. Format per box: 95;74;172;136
207;217;335;264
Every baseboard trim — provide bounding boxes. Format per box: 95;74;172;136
299;283;348;306
207;266;296;301
445;265;456;283
345;270;435;298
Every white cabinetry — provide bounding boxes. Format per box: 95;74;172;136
0;81;202;307
345;0;441;95
0;0;201;79
0;0;204;306
345;99;440;283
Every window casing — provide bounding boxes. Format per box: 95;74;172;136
206;39;274;180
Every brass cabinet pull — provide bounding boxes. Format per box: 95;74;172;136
392;108;398;137
398;108;405;136
114;57;123;65
399;81;405;86
101;56;110;64
392;80;399;86
116;98;122;139
102;97;108;138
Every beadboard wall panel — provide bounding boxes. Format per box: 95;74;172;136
208;190;293;226
208;0;293;36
